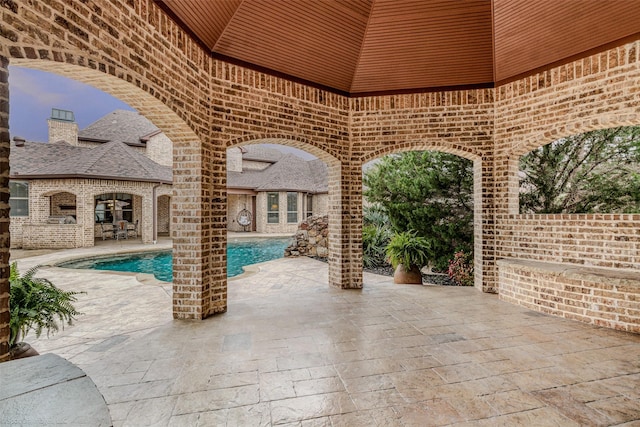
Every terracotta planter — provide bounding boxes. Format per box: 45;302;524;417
393;264;423;284
10;342;39;360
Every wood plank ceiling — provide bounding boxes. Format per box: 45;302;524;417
157;0;640;96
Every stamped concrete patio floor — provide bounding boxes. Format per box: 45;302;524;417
15;246;640;426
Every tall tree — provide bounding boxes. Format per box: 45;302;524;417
363;151;473;270
520;126;640;214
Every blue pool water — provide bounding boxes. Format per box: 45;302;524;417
60;238;291;282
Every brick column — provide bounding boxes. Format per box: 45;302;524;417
478;154;498;293
0;56;10;361
483;152;519;294
172;136;227;319
327;162;363;289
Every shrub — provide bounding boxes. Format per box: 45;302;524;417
362;224;392;269
447;251;474;286
363;204;389;227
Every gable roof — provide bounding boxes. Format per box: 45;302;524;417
228;153;327;193
78;110;159;147
10;140;172;184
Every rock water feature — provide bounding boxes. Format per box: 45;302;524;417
285;215;329;258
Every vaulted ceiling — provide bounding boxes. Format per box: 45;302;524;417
156;0;640;96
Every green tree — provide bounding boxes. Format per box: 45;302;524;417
520;126;640;213
363;151;473;271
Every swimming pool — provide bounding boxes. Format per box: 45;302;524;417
59;237;292;282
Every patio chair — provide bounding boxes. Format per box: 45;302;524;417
100;223;114;240
115;220;128;240
127;220;139;238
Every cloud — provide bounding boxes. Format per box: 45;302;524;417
9;66;70;107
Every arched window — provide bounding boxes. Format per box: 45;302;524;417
95;193;133;223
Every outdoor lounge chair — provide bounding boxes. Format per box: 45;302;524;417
100;223;114;240
127;220;139;238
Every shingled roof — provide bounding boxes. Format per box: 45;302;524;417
10;140;172;184
241;145;283;163
228;153;327;193
78;109;159;146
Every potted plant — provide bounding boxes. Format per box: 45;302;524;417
386;231;431;284
9;262;83;359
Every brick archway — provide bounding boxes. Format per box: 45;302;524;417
227;135;363;289
3;59;214;321
362;144;486;290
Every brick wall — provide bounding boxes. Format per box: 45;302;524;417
146;132;172;167
497;214;640;270
494;41;640;273
490;42;640;327
0;55;9;361
48;119;78;145
50;192;77;217
499;259;639;333
157;195;170;234
22;223;83;249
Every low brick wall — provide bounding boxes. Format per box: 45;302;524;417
22;223;84;249
498;258;639;333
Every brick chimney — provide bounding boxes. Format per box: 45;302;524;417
48;108;78;145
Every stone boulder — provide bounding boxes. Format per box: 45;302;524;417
284;215;328;258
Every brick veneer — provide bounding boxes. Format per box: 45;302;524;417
497;214;640;270
0;0;638;356
492;42;640;322
499;259;640;333
0;55;10;362
48;119;78;145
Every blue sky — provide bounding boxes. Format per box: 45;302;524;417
8;66;315;159
9;66;135;142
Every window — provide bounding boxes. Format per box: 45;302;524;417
9;181;29;217
306;194;313;218
267;193;279;224
51;108;75;122
95;193;133;223
287;192;298;223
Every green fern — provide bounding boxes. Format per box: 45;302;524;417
9;262;83;347
386;231;431;272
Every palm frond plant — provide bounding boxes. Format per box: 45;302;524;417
386;231;431;284
9;262;83;352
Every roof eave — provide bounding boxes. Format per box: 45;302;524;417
10;174;172;185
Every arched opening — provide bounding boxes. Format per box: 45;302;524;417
45;191;77;221
6;60;206;319
502;125;640;271
362;145;483;289
226;137;341;286
519;126;640;215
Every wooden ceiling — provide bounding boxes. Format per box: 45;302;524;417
157;0;640;96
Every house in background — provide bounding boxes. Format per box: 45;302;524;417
9;109;328;248
9;109;172;249
227;146;328;234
